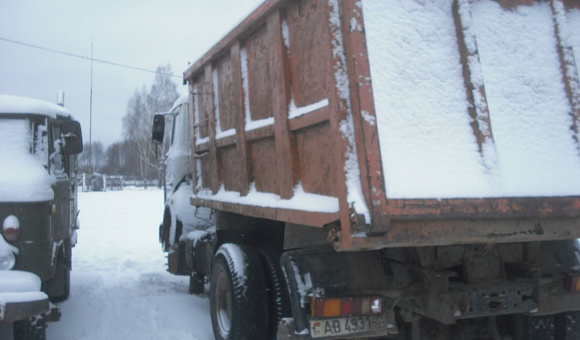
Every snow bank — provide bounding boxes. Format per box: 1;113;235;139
0;118;55;202
363;0;580;199
48;189;215;340
0;94;70;118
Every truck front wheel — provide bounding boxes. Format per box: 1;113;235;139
13;314;46;340
209;244;269;340
44;238;71;303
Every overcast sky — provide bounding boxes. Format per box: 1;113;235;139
0;0;264;146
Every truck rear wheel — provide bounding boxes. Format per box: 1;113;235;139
209;244;269;340
555;311;580;339
258;246;292;339
512;314;555;340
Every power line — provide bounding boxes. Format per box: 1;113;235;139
0;36;182;79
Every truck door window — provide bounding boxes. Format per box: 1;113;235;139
33;119;49;169
50;125;67;178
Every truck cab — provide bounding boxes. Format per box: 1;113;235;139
153;94;215;288
0;94;83;337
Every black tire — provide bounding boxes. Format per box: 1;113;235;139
210;243;269;340
555;311;580;339
512;314;555;340
13;315;46;340
45;239;71;303
258;246;292;339
189;273;205;295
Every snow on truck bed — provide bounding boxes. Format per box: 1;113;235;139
364;0;580;199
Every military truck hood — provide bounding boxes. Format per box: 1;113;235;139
0;119;55;203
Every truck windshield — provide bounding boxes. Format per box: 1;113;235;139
0;117;53;202
0;118;48;164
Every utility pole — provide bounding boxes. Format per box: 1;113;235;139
89;38;93;176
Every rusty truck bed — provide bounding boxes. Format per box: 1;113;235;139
185;0;580;251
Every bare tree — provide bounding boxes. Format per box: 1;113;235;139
122;64;179;181
91;141;106;172
103;142;126;175
78;141;106;173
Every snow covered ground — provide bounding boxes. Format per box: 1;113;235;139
47;188;214;340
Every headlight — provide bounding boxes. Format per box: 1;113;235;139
0;249;16;270
0;234;18;270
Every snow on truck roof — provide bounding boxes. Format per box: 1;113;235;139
0;94;70;119
168;93;189;113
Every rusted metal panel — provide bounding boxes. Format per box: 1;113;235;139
288;107;329;131
269;10;299;199
190;196;339;227
452;0;496;161
184;0;283;81
215;54;236;132
250;137;278;195
493;0;539;9
205;65;220;193
287;0;331;106
197;155;213;192
295;122;337;197
386;197;580;221
217;145;239;192
188;82;198;194
246;124;275;142
341;217;580;250
230;42;252;196
340;0;390;235
552;0;580;152
246;24;273;121
193;73;210;141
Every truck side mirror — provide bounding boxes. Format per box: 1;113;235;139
61;120;83;155
152;114;165;144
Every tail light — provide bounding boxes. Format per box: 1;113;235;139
312;296;383;317
566;273;580;293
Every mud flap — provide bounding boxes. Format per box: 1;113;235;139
280;248;397;338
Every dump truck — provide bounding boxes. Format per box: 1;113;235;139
153;0;580;338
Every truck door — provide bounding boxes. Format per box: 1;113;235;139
50;123;71;242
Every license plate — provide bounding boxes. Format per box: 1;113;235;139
310;315;379;338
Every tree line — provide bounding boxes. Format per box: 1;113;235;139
77;64;179;181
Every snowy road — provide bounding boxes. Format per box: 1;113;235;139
47;189;214;340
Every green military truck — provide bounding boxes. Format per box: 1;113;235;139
0;94;83;338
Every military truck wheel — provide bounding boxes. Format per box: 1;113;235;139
555;311;580;339
209;244;269;340
45;239;71;303
189;272;205;295
13;314;46;340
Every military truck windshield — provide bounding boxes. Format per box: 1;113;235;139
0;118;55;202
